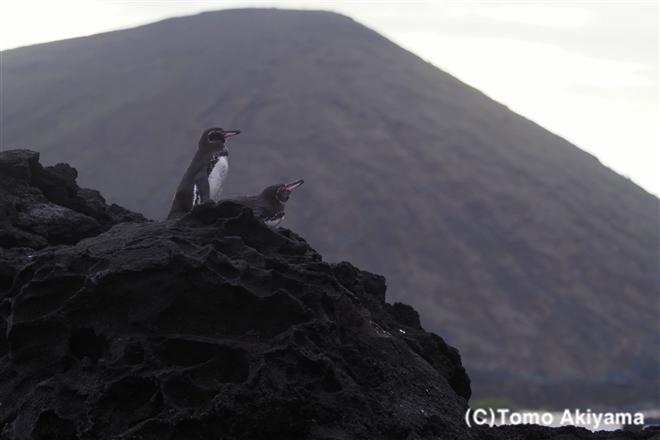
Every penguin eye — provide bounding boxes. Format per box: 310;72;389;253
207;131;223;142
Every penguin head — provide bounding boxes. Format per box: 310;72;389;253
199;127;241;148
270;179;304;203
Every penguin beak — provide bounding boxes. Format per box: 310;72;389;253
284;180;304;192
222;130;241;139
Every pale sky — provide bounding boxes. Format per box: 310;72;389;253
1;1;658;196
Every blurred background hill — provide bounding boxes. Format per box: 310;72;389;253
2;8;658;408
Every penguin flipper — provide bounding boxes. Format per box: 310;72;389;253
193;170;211;204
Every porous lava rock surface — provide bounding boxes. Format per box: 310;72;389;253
0;150;146;251
1;150;658;440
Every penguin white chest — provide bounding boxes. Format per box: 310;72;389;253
208;156;228;201
264;215;284;229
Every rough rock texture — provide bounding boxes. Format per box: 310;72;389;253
1;150;658;439
0;149;146;251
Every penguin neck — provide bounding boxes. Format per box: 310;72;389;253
199;141;227;153
263;193;285;212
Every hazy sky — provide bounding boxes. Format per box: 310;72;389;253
1;1;658;196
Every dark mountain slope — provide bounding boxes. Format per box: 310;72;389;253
2;9;658;406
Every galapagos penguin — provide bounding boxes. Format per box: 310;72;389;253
224;180;304;228
167;127;240;219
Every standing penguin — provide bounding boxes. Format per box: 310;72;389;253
167;127;240;219
224;180;304;228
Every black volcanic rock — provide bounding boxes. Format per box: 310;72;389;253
0;150;146;250
1;151;479;438
4;153;659;439
1;203;473;439
0;151;472;439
